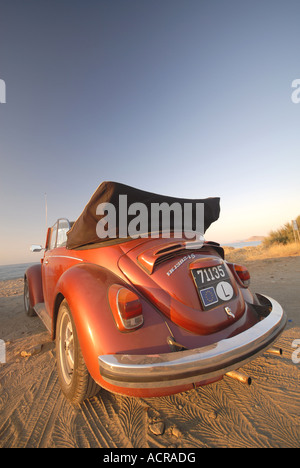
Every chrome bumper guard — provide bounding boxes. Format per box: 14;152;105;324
98;295;287;389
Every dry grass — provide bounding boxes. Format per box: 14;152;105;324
223;242;300;264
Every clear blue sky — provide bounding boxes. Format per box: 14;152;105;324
0;0;299;264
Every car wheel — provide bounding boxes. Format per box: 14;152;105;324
24;277;36;316
56;299;100;405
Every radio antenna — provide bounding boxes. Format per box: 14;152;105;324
45;193;48;231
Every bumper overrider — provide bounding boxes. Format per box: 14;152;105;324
98;294;287;389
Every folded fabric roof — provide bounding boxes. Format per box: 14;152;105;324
66;181;220;249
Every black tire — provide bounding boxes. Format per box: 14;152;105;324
24;277;37;317
56;299;100;405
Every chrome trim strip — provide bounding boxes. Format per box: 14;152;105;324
47;255;84;262
98;295;287;389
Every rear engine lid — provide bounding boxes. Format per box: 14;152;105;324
118;239;245;335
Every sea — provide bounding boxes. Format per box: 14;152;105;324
0;241;262;282
0;262;39;281
222;240;262;249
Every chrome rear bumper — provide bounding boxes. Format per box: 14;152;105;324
98;295;287;389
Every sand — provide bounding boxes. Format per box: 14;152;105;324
0;257;299;448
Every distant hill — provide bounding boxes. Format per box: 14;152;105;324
243;236;265;242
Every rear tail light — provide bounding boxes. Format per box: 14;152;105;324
109;285;143;331
233;264;250;287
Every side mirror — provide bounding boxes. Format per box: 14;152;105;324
30;244;43;252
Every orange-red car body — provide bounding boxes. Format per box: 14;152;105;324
25;183;286;398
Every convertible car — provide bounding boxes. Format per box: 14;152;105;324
24;182;286;404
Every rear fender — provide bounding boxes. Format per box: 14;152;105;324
25;263;44;307
54;263;171;385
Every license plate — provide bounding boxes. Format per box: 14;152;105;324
191;264;235;310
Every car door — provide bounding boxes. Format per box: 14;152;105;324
42;219;74;318
42;222;58;317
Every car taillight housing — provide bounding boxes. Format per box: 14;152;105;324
233;264;250;287
109;285;143;332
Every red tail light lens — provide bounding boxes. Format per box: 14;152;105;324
234;264;250;287
109;285;143;331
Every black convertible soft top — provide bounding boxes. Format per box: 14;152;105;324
66;181;220;249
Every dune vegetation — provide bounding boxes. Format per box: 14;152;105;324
224;215;300;263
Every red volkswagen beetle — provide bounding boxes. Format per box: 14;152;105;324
24;182;286;405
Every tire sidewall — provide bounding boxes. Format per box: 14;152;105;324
24;277;36;316
56;300;81;401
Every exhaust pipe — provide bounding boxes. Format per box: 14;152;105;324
266;346;282;356
226;370;252;385
225;348;282;385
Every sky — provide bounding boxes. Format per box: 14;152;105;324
0;0;299;265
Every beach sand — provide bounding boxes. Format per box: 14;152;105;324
0;257;299;448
